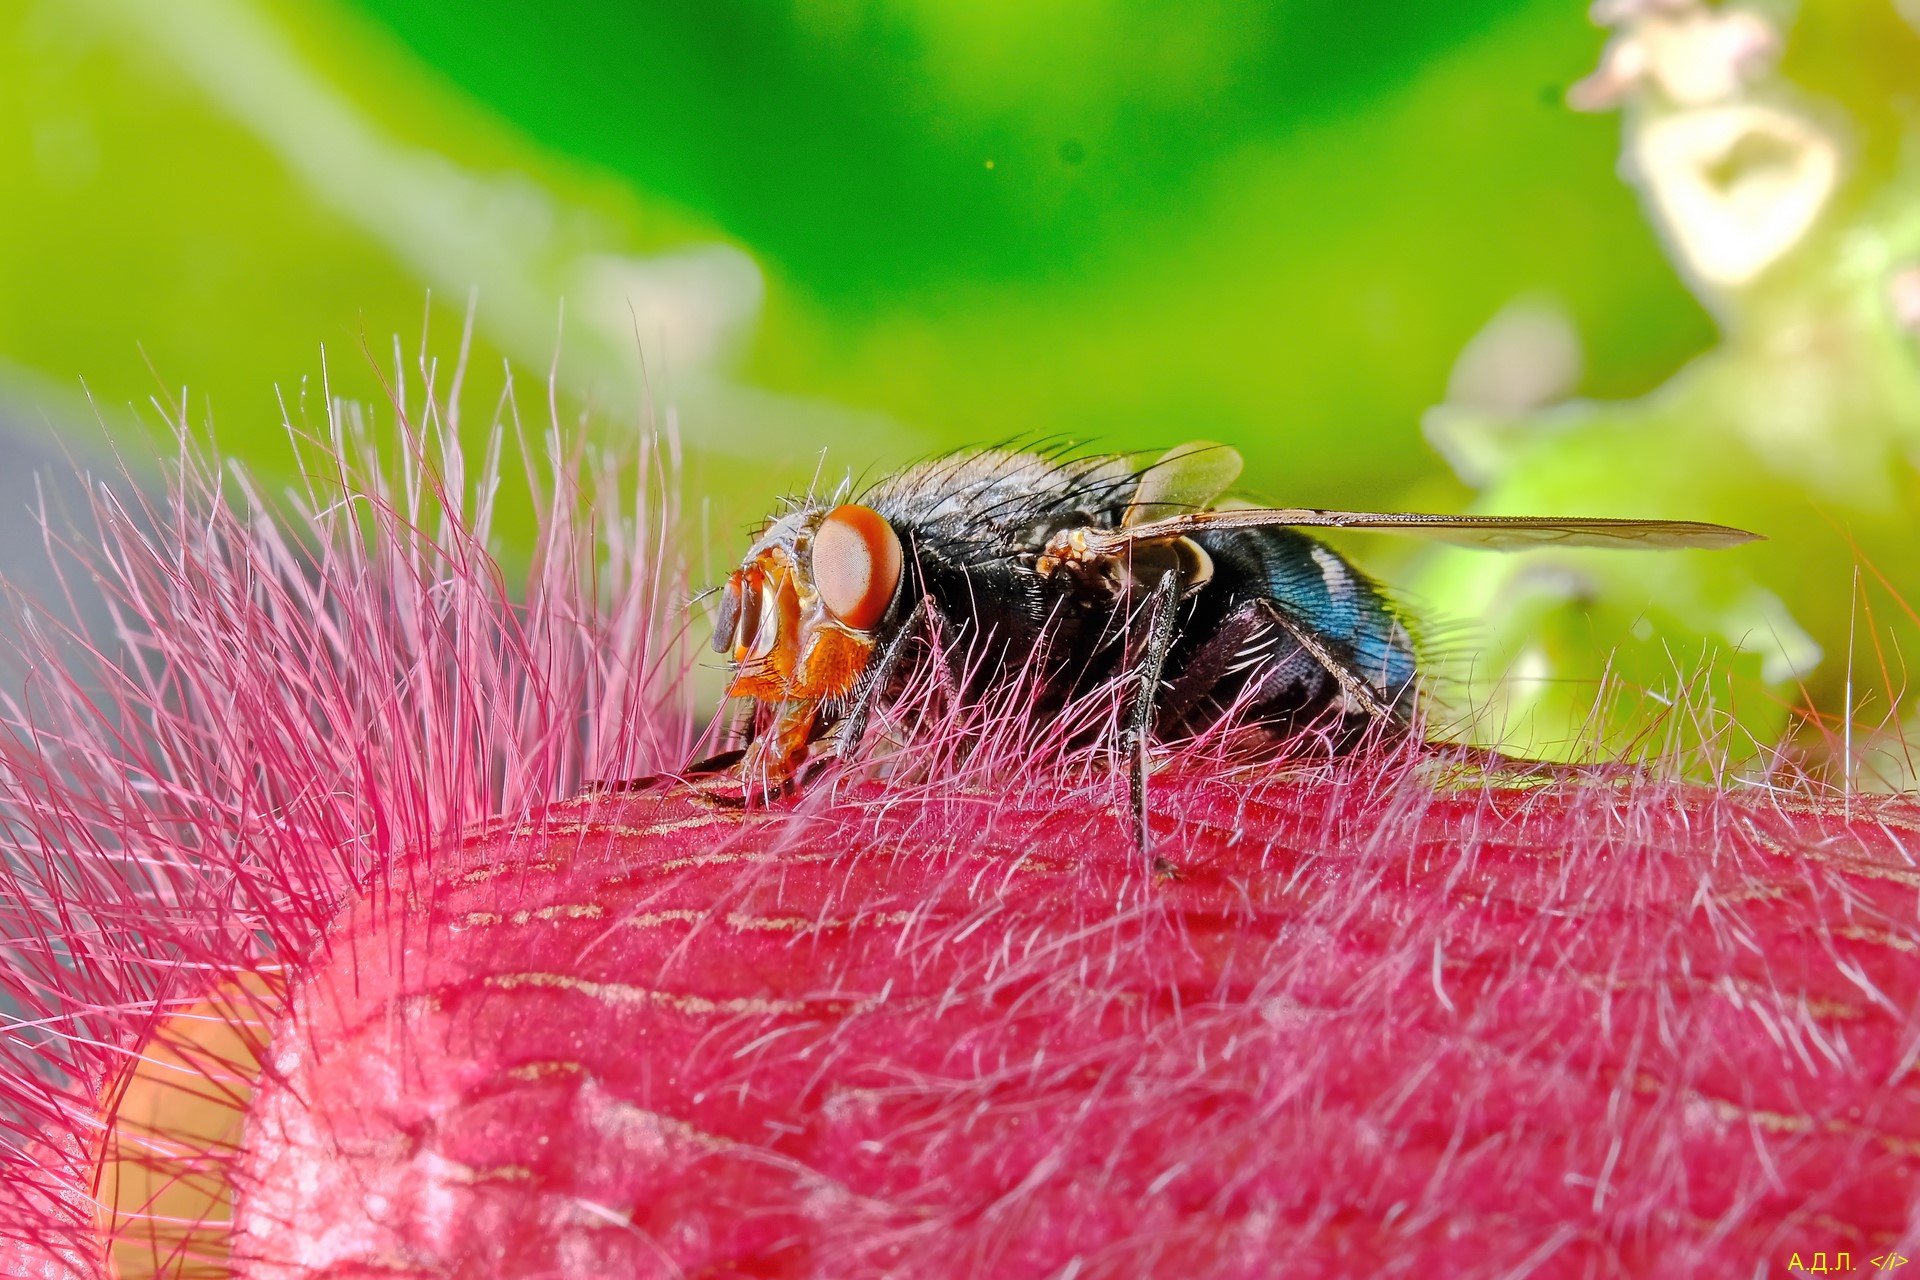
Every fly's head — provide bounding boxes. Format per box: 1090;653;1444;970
712;502;905;709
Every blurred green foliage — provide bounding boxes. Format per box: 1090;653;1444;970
6;0;1920;769
1416;1;1920;772
5;1;1706;505
348;0;1723;498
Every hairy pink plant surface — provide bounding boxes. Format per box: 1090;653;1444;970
225;768;1920;1278
0;380;1914;1278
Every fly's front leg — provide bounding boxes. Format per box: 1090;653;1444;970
676;747;747;777
681;697;759;776
1125;570;1182;861
583;700;749;795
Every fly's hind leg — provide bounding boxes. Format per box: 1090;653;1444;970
1255;603;1403;727
1154;599;1407;754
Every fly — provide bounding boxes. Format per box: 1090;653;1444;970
677;443;1758;854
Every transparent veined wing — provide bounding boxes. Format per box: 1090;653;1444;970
1084;508;1761;554
1121;442;1246;528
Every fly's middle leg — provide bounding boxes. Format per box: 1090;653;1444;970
1123;570;1182;865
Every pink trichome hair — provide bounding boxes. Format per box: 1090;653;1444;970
0;356;694;1273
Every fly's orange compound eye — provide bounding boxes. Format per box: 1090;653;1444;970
811;504;902;631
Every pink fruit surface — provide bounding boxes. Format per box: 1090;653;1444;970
231;764;1920;1278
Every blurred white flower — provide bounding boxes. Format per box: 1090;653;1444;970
1633;104;1838;289
1572;4;1779;110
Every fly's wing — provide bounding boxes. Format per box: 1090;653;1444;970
1121;442;1246;528
1083;508;1761;554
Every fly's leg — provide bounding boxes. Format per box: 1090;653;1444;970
583;745;748;798
1125;570;1182;861
583;701;745;794
580;775;660;795
687;694;760;770
1255;602;1400;725
581;749;748;799
793;595;963;794
832;597;930;767
738;698;820;802
1154;599;1406;747
678;747;748;776
1152;600;1285;732
608;699;803;808
585;698;759;798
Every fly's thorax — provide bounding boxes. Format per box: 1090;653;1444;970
864;451;1137;538
858;451;1165;643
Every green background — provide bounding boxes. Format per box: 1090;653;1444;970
2;0;1707;518
11;0;1917;768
